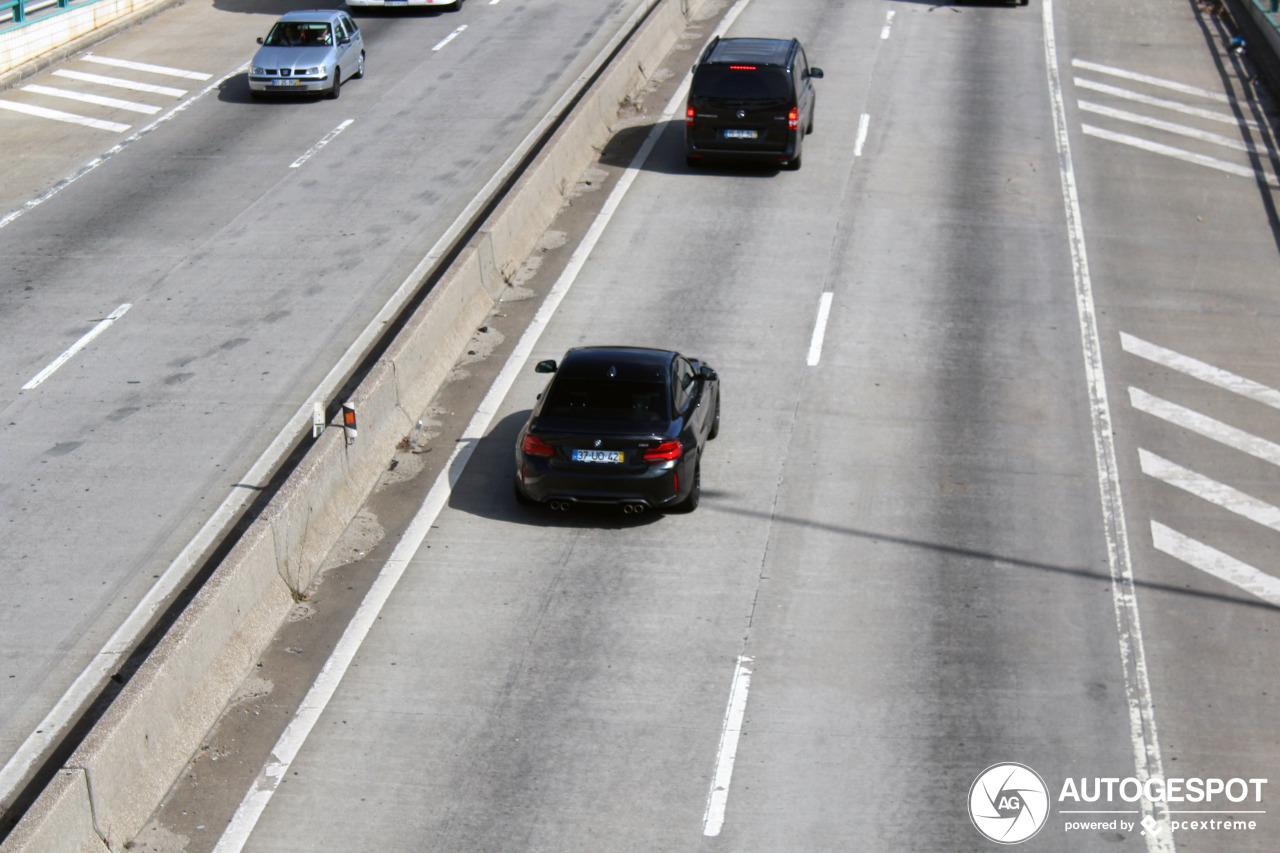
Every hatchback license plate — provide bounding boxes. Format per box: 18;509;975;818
272;79;299;86
573;449;623;464
723;128;757;140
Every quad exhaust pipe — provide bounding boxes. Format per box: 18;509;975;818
547;499;571;512
622;503;646;515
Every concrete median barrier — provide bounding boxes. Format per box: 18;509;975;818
0;0;716;850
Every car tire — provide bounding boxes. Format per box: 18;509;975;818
674;457;701;513
329;67;341;99
354;52;365;79
707;393;720;440
806;105;815;135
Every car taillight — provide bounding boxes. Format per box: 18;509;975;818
521;434;554;457
686;104;695;127
643;440;683;462
788;106;799;131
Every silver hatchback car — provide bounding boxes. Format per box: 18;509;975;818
249;10;365;99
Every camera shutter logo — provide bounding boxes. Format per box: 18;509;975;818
969;763;1050;844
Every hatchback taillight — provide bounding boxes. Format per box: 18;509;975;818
643;440;683;462
521;434;554;457
788;106;799;131
686;104;695;127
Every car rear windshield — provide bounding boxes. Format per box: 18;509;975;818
693;66;791;102
544;379;668;422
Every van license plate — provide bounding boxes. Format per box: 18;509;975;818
723;129;757;140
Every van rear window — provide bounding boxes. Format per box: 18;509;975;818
693;67;791;101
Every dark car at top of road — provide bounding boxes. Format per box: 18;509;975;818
684;36;823;171
514;346;720;514
249;10;365;99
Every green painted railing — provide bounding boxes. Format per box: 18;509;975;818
1;0;77;35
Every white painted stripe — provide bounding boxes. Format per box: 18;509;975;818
880;10;895;40
0;99;130;132
1151;522;1280;607
854;113;870;157
1140;449;1280;533
54;69;187;97
1080;101;1259;154
1082;123;1277;185
83;54;211;80
23;84;162;115
702;656;753;837
1045;4;1175;851
211;3;760;849
290;119;355;168
1120;333;1280;411
1129;387;1280;467
806;292;833;366
432;24;467;51
1072;58;1232;103
1074;77;1261;130
22;304;131;390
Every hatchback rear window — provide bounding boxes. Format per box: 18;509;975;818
544;379;668;422
693;67;791;102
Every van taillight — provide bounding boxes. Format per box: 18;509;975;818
522;434;554;457
643;440;683;462
686;104;695;127
788;107;799;130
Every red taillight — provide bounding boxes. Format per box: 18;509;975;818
686;104;695;127
521;434;554;457
788;106;799;131
643;440;683;462
729;65;757;70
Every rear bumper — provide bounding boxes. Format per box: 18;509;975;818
515;456;692;508
685;134;798;163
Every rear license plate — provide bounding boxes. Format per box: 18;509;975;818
572;449;624;464
722;128;758;140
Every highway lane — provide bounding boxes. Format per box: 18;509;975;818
0;0;655;814
62;0;1280;849
133;0;1280;850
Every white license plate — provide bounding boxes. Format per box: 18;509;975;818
723;128;758;140
272;79;300;86
572;449;624;464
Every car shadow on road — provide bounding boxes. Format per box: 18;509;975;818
599;119;783;178
447;410;664;529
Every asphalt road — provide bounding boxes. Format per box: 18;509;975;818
0;0;653;813
16;0;1280;849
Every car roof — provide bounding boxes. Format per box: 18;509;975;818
557;346;675;382
704;37;795;67
276;9;345;22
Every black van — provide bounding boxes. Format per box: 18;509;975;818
684;37;823;170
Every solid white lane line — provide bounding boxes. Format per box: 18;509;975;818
1071;59;1232;103
1082;123;1277;185
1129;387;1280;467
211;3;760;847
1120;333;1280;411
1074;78;1261;130
432;24;467;52
83;54;212;80
0;100;130;132
854;113;870;157
54;69;186;97
806;292;833;366
21;304;131;390
1139;449;1280;533
23;84;162;115
1080;101;1260;153
702;656;753;837
1044;3;1175;851
880;10;895;40
1151;522;1280;607
290;119;355;169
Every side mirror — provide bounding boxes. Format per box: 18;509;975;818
535;359;558;374
699;365;718;382
257;37;265;45
809;67;824;79
339;36;351;45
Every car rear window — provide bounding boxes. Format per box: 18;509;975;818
692;66;791;102
544;379;668;422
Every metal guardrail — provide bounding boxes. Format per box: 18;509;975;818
1;0;76;34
